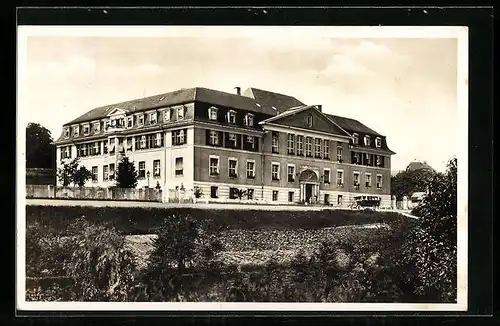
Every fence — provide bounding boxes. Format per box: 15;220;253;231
26;185;162;202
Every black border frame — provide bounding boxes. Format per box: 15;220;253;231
10;5;494;324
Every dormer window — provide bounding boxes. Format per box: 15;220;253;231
149;112;157;124
93;122;100;134
73;126;79;137
306;114;313;128
138;115;144;125
227;110;236;124
83;124;90;135
140;135;147;149
364;135;371;146
104;120;110;131
245;113;254;127
353;133;359;145
64;127;70;138
164;109;171;122
127;117;133;128
177;106;185;120
375;137;382;148
209;106;218;121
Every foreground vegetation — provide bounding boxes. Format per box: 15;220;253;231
26;158;457;303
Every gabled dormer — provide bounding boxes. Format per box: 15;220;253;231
106;107;126;131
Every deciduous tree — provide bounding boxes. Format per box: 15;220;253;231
26;122;55;168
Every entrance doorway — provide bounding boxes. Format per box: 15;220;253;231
305;184;313;203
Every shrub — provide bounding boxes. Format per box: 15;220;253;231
62;217;140;301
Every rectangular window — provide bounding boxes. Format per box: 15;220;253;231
209;156;219;176
138;115;144;125
246;160;255;179
210;186;218;198
209;106;218;120
375;137;382;148
153;160;161;177
271;162;280;181
287;134;295;155
305;137;313;157
175;157;183;176
272;190;279;202
164;109;171;122
353;133;359;145
138;161;146;179
227;110;236;124
337;195;343;205
83;125;90;135
365;153;372;166
324;194;330;205
109;164;115;180
323;140;330;159
149;112;157;124
172;129;187;146
73;126;79;137
64;128;70;138
364;135;371;146
228;133;237;147
287;165;295;183
352;152;360;165
288;191;294;202
94;122;100;133
272;132;279;153
92;142;100;155
337;144;343;162
177;106;185;120
323;169;331;184
245;113;254;126
376;174;383;189
336;170;344;186
247;189;254;200
228;158;238;178
296;135;304;155
229;187;239;200
246;135;255;150
104;120;110;131
127;117;133;128
91;166;98;182
314;138;322;158
365;173;372;188
155;132;163;147
103;141;108;154
209;130;220;146
103;165;109;180
353;172;360;188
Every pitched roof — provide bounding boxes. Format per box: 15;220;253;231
324;114;382;136
66;88;197;125
243;87;306;114
64;87;304;126
406;161;435;172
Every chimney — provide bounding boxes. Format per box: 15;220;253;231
234;87;241;95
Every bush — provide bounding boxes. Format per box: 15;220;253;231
63;217;140;301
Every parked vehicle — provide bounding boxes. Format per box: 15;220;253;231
350;195;382;210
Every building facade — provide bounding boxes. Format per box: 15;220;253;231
53;87;396;206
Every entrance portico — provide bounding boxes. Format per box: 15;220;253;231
299;169;320;204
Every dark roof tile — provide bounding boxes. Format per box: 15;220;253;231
324;113;382;136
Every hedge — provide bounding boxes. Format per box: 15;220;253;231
26;205;412;235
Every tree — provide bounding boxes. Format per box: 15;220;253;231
73;166;93;187
391;168;436;200
26;122;55;168
143;214;223;300
57;158;92;187
116;157;138;188
395;157;458;302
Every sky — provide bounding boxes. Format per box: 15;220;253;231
20;27;460;173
